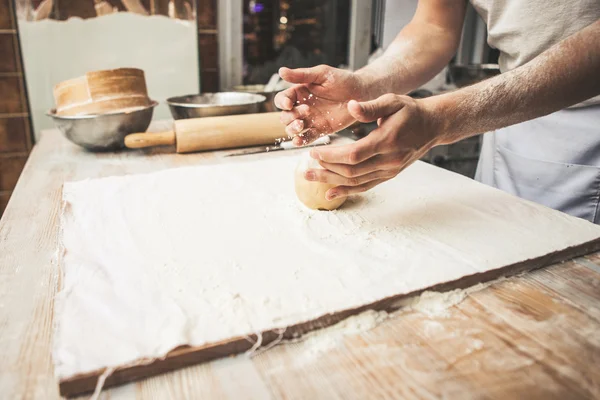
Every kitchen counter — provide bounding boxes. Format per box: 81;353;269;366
1;124;599;399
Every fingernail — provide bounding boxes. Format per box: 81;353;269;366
305;171;315;180
327;192;337;200
310;149;321;160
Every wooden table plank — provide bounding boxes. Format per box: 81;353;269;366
468;279;600;397
528;260;600;323
2;128;600;399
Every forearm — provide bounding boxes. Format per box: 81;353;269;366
355;1;466;100
356;23;457;98
429;19;600;145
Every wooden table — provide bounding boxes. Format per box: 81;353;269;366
1;126;600;399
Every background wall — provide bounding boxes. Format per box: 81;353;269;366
0;0;32;216
0;0;220;217
382;0;417;49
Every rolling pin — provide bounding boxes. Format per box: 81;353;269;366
124;112;287;153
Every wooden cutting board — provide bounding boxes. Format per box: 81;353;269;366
54;150;600;397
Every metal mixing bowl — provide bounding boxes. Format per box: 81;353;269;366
47;101;157;151
166;92;266;120
232;85;278;113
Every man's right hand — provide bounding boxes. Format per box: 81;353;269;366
275;65;368;146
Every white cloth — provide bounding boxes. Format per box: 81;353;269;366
471;1;600;218
476;105;600;222
54;155;600;379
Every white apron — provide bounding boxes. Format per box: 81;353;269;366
475;105;600;223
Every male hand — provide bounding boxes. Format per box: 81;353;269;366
275;65;367;146
305;94;444;200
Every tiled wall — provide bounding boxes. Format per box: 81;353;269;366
0;0;32;217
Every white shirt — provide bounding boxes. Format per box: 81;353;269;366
470;0;600;107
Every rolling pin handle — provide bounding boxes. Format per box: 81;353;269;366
124;131;176;149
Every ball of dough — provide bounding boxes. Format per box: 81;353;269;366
294;155;347;211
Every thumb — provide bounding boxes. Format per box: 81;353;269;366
279;65;329;85
347;94;406;123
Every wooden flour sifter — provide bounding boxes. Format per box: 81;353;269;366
124;112;287;153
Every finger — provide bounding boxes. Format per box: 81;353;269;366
292;128;321;146
292;135;305;146
274;88;296;110
311;134;380;165
279;65;328;85
326;179;388;200
319;153;402;178
292;135;303;146
286;120;304;137
305;168;395;187
347;94;406;123
279;104;311;125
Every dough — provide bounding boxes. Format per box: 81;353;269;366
294;154;347;210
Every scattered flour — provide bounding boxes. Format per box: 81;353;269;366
395;278;505;317
292;310;388;360
289;279;501;360
288;278;504;361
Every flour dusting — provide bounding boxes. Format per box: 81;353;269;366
295;310;388;358
53;153;600;381
397;278;505;317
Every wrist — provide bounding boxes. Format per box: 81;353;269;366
353;68;384;101
420;93;461;146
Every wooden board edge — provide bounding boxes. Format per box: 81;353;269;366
58;235;600;397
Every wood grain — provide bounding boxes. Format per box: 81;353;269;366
124;131;176;148
200;70;219;93
0;33;18;73
197;0;217;29
197;0;219;93
0;153;28;191
2;128;600;399
198;33;219;70
0;0;13;30
0;75;27;114
0;189;10;216
0;116;30;153
171;112;286;153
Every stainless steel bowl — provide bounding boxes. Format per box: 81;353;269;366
232;85;278;113
47;101;157;151
166;92;266;120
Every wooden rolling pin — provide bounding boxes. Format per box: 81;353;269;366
124;112;287;153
